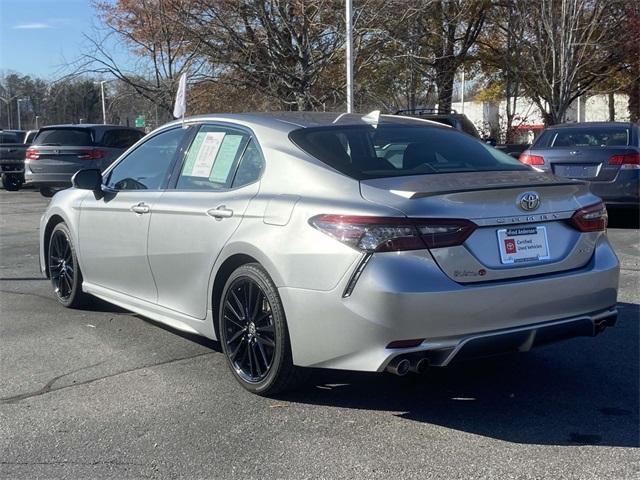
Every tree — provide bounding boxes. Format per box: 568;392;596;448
517;0;628;125
74;0;207;116
172;0;346;111
478;1;528;142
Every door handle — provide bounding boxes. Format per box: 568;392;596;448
207;205;234;219
130;202;150;214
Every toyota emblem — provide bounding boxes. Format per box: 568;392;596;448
518;191;540;211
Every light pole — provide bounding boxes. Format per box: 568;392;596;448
17;98;27;130
100;80;107;124
35;115;40;129
345;0;353;113
0;95;18;129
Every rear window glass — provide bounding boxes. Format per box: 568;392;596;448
34;128;93;146
289;124;528;180
534;127;630;148
101;129;145;148
0;132;23;144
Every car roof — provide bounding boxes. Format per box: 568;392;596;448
39;124;140;131
166;111;450;133
545;122;637;129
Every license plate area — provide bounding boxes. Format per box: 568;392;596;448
552;163;600;179
497;226;550;264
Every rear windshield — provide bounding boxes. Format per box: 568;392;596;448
534;127;630;148
0;132;23;144
289;124;528;180
33;128;94;146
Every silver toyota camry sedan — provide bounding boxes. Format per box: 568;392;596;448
39;112;619;395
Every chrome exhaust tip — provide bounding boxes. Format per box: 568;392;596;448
386;357;410;376
410;357;429;374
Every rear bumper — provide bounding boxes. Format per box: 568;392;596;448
401;307;617;368
280;235;619;371
589;169;640;206
1;161;24;174
24;170;73;188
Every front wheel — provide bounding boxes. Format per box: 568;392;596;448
48;223;90;308
219;263;307;395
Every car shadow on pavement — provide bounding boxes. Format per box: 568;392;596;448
279;302;639;448
608;207;639;229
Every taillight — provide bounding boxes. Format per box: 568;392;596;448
570;203;608;232
78;149;106;160
25;148;39;160
608;153;640;169
518;153;545;166
309;215;477;252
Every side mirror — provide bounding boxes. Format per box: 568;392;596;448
71;169;102;191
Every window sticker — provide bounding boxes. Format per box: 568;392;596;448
208;134;244;183
182;131;225;177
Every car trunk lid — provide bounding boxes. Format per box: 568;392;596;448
360;170;601;283
533;146;637;182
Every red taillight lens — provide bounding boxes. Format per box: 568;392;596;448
518;153;545;166
570;203;608;232
309;215;477;252
608;153;640;169
78;149;106;160
25;148;39;160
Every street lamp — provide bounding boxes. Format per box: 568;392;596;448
95;80;112;125
17;98;27;130
0;95;19;129
345;0;353;113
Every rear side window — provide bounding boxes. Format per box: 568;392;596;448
232;139;264;188
535;127;630;148
34;128;93;146
290;124;528;180
176;125;254;191
101;129;144;149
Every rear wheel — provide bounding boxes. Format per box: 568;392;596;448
48;223;89;308
219;263;307;395
2;174;22;191
40;187;56;197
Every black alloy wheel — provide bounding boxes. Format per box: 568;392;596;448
222;277;277;383
219;263;308;395
48;223;88;307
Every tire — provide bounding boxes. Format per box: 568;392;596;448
2;174;22;191
48;223;90;308
40;187;56;197
219;263;308;395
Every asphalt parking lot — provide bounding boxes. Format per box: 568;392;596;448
0;189;638;480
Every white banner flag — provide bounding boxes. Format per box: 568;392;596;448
173;73;187;119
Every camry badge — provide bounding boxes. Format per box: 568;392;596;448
518;192;540;211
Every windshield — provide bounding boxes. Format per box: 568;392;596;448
289;124;528;180
34;128;94;146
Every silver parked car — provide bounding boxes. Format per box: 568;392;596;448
25;124;145;197
39;112;619;395
519;122;639;208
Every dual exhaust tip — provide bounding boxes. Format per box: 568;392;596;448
386;356;429;376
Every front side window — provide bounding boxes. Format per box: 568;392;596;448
290;124;528;180
176;125;255;191
106;127;185;191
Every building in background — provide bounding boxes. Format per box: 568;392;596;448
451;93;632;144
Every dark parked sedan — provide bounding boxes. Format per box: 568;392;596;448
519;122;639;208
24;124;145;196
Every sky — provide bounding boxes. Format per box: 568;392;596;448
0;0;129;79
